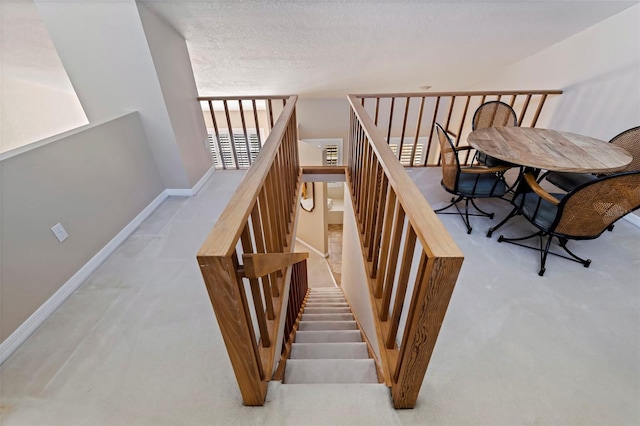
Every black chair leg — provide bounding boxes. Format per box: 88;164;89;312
538;236;553;276
558;238;592;268
487;206;520;237
433;196;464;213
469;198;494;219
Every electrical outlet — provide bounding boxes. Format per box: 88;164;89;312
51;223;69;242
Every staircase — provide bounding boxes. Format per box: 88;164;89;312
284;287;379;384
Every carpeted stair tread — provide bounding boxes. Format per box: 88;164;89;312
301;313;354;321
295;330;362;343
303;307;352;314
290;342;369;359
284;359;378;384
304;303;350;308
298;320;358;331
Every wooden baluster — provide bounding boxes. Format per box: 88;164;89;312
398;97;411;162
250;204;274;319
208;100;226;170
358;141;372;230
375;189;396;297
386;226;417;349
259;185;280;297
455;96;471;147
252;99;262;159
509;94;517;107
423;96;440;166
410;97;425;166
370;173;389;272
437;96;456;166
238;100;252;166
518;94;532;126
530;94;548;127
240;225;271;348
223;100;240;169
374;97;380;126
386;97;395;149
364;160;381;254
380;201;406;320
267;99;275;130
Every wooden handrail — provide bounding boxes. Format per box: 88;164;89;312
199;96;298;258
347;94;464;408
352;90;562;167
197;95;301;406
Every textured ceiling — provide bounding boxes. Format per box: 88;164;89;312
1;0;75;91
3;1;636;98
143;0;637;98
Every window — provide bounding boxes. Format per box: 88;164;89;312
208;128;264;169
388;137;428;166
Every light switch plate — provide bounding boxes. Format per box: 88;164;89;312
51;223;69;242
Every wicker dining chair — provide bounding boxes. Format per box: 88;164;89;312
497;170;640;276
434;123;509;234
472;101;518;167
544;126;640;192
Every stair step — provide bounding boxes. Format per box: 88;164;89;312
303;307;352;314
306;297;346;301
304;303;349;308
309;288;342;291
298;321;358;331
295;330;362;343
285;359;378;384
290;342;369;359
302;313;354;321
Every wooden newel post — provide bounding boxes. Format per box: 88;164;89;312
391;255;464;409
198;255;267;406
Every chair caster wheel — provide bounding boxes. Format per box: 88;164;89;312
584;260;592;268
487;229;493;238
467;228;473;234
538;268;546;277
488;213;494;219
497;235;504;242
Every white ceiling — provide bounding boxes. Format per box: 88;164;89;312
142;0;637;98
1;0;76;91
3;1;636;98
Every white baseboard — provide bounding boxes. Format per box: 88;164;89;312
623;213;640;228
295;238;329;258
165;165;215;197
0;190;169;365
191;165;215;196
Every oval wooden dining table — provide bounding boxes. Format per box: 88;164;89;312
467;127;632;173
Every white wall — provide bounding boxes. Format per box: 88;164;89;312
341;185;381;361
296;140;328;254
34;0;192;189
1;77;88;154
470;5;640;141
137;3;212;188
0;112;165;343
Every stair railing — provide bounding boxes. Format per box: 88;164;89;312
347;94;465;408
355;90;562;166
197;95;302;406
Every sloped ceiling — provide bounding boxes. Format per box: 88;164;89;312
142;0;637;98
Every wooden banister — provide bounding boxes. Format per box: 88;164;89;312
197;95;301;406
347;94;464;408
